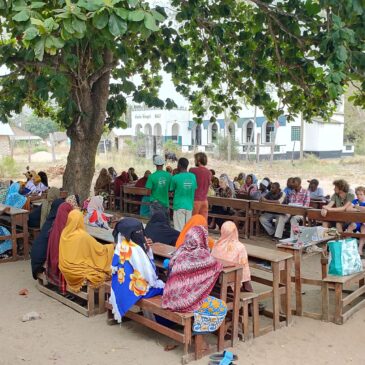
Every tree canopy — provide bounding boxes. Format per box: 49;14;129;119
0;0;363;197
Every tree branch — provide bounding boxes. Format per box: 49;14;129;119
88;62;117;87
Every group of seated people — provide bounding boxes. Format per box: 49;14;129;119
26;184;254;333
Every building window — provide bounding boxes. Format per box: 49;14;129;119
291;126;301;141
246;121;253;143
265;123;274;143
172;123;179;142
212;123;218;143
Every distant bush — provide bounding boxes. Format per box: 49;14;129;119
216;135;240;160
0;157;19;178
33;145;48;153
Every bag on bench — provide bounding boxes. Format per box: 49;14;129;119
328;238;363;276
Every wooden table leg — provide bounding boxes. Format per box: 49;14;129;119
334;283;343;325
11;216;17;260
22;213;29;260
272;262;280;330
231;268;242;346
294;250;303;316
321;281;329;321
218;273;228;351
285;258;292;325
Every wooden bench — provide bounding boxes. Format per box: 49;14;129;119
239;292;259;341
104;282;208;364
37;273;106;317
207;196;251;238
28;227;41;243
307;210;365;239
322;269;365;324
123;186;151;217
250;201;309;237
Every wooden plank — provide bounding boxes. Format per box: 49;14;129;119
125;311;185;343
250;201;307;217
342;300;365;323
323;271;365;284
342;285;365;307
294;250;302;316
37;284;89;317
307;209;365;224
272;262;280;330
334;283;343;325
285;257;292;325
246;243;293;262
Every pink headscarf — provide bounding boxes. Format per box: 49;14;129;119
212;221;251;283
162;226;223;312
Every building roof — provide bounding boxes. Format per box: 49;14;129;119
10;125;42;141
0;123;14;136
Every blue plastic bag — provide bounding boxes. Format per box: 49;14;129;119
328;238;363;276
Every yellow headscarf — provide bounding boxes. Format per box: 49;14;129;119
59;210;114;292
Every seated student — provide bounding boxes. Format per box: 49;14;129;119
38;171;49;188
39;187;60;228
145;211;180;246
346;186;365;255
108;167;117;181
5;182;27;209
128;167;138;182
212;221;252;292
259;182;287;240
0;206;12;259
109;218;164;322
94;168;112;195
275;177;310;239
283;177;294;197
65;194;80;209
30;198;65;279
59;210;114;292
176;214;215;249
210;169;220;190
135;170;151;217
251;179;270;200
114;171;129;199
86;195;109;229
239;174;258;196
235;172;246;190
307;179;325;200
162;226;227;334
209;175;235;229
321;179;355;232
23;170;38;195
166;166;173;175
46;202;75;293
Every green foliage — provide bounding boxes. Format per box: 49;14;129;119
0;157;19;178
32;145;48;153
163;139;179;155
216;135;240;161
21;115;59;139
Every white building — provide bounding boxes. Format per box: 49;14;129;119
110;102;354;160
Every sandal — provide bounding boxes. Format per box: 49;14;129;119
210;351;238;364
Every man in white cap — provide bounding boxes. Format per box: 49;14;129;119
146;155;172;215
251;178;270;200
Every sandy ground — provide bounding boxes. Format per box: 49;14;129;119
1;242;365;365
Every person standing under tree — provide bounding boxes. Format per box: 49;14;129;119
170;158;197;231
146;156;172;216
190;152;211;221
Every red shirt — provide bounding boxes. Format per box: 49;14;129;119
190;166;211;201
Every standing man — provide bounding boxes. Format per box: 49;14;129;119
146;155;172;216
190;152;211;221
170;158;197;231
275;177;310;239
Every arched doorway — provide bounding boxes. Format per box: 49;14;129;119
246;121;254;143
144;123;152;135
172;123;179;142
263;122;274;143
196;124;202;145
154;123;162;136
135;123;142;136
153;123;162;155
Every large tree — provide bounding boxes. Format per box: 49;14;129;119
0;0;364;199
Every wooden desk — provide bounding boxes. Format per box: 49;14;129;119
86;225;114;243
244;243;293;330
250;201;309;236
207;196;251;238
276;237;332;318
0;204;29;261
152;243;243;351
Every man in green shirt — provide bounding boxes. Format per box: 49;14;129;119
146;155;172;216
170;157;197;231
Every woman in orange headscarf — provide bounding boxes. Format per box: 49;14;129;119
212;221;252;292
175;214;215;249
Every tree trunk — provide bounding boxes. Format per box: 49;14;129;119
62;49;112;202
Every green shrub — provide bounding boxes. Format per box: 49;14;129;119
0;157;19;178
215;135;240;160
33;145;48;153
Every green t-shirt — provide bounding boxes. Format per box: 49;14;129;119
170;172;197;211
145;170;172;208
330;192;355;207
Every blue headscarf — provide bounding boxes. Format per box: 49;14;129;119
5;182;27;209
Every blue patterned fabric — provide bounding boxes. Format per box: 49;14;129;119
193;296;227;333
5;182;27;209
0;226;12;254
